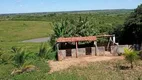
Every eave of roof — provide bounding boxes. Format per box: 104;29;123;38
56;36;97;43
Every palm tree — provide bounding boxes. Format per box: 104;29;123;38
124;48;139;69
12;47;29;68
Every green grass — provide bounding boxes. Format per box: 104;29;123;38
0;42;51;80
0;42;41;53
1;60;142;80
0;21;53;42
0;42;51;55
0;64;15;79
0;60;50;80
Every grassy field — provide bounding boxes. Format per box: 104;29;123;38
0;42;45;53
1;60;142;80
0;21;53;42
0;21;53;80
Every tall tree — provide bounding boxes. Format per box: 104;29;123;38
69;17;96;37
123;4;142;44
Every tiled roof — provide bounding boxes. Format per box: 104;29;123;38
56;36;97;43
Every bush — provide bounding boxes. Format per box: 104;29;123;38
11;46;32;68
45;48;56;60
38;43;48;58
38;43;56;60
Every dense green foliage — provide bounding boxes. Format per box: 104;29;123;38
122;4;142;44
52;17;95;38
51;13;129;45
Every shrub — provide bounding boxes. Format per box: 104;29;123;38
38;43;48;58
45;48;56;60
11;46;31;68
38;42;56;60
123;48;139;69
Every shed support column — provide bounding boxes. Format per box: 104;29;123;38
75;41;78;58
94;41;98;56
57;43;63;61
56;43;60;60
113;34;116;44
56;43;59;51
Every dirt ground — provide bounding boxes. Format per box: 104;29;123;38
48;56;124;73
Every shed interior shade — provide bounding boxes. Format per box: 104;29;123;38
56;36;97;43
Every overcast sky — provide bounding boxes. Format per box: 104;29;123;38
0;0;142;14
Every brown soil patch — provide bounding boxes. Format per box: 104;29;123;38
48;56;124;73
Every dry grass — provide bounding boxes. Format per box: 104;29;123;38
48;56;124;73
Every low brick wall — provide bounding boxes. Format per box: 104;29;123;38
71;48;86;58
91;47;96;56
117;45;129;54
78;48;86;56
111;46;118;55
58;47;96;60
58;45;130;60
97;46;105;56
111;45;129;55
58;50;66;61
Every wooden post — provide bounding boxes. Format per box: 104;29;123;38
113;34;116;44
94;41;98;56
56;43;59;51
75;41;78;58
56;43;60;60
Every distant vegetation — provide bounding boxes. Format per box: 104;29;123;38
0;9;132;22
0;9;132;43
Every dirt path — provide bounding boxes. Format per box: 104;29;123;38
22;37;50;43
48;56;124;73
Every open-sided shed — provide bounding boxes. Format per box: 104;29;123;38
56;36;98;60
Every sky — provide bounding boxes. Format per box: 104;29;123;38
0;0;142;14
